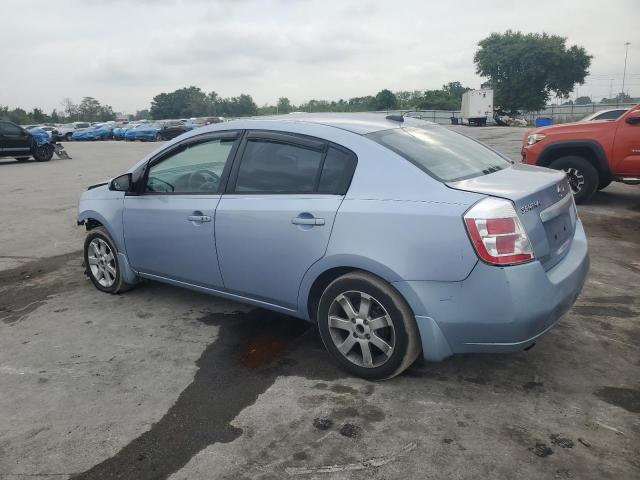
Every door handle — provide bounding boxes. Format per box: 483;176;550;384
187;215;211;222
292;217;325;226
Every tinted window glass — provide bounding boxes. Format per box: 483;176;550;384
367;126;509;182
1;122;23;135
146;138;234;193
235;139;323;193
595;110;625;120
318;147;357;194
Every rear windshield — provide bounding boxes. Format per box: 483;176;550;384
367;126;509;182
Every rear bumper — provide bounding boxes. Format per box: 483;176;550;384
394;220;589;361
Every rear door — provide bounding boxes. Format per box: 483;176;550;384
0;122;31;156
123;131;240;288
215;131;357;309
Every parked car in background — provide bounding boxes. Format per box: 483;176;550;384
124;122;163;141
78;113;589;379
160;120;192;140
522;103;640;203
28;125;59;140
58;122;91;141
112;125;127;140
72;124;113;141
580;108;628;122
0;120;54;161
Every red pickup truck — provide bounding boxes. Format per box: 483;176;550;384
521;104;640;203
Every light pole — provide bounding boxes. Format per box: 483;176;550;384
621;42;631;103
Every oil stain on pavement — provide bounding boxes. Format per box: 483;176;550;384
71;309;343;480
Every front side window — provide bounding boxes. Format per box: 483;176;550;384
145;138;235;193
367;126;509;182
1;122;23;135
234;139;324;193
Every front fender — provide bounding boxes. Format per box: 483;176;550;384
538;140;611;176
77;187;126;253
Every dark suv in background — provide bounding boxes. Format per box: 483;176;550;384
0;121;54;162
160;120;192;140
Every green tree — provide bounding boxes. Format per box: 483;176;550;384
575;96;592;105
277;97;292;114
442;82;471;104
474;31;592;112
133;109;150;120
372;89;398;110
79;97;102;122
150;86;209;119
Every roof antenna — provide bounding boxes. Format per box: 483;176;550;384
385;112;404;123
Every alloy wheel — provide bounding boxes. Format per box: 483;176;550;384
564;167;585;194
87;238;117;288
327;291;395;368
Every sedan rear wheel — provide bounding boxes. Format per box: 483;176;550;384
317;271;420;379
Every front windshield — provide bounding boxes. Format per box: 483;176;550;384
367;126;510;182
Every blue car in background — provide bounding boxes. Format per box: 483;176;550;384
27;127;51;146
78;113;589;379
124;122;163;141
113;125;130;140
71;124;114;141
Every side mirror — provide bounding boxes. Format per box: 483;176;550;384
109;173;132;192
625;111;640;125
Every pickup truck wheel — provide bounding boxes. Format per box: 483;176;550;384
317;271;420;380
33;144;54;162
549;156;598;204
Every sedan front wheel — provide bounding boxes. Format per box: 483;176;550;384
84;227;136;294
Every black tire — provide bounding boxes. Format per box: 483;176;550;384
33;144;54;162
317;271;421;380
15;157;30;162
598;177;613;191
65;133;72;141
549;155;598;204
83;227;137;294
155;133;162;142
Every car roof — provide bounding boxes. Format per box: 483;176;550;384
233;112;425;135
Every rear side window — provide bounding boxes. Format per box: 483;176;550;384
367;126;509;182
318;147;357;194
235;139;323;193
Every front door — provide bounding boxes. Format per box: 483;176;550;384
612;108;640;175
0;122;31;156
215;132;357;309
123;132;239;288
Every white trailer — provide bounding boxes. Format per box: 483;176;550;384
461;89;494;126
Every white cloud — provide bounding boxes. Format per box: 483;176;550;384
0;0;637;113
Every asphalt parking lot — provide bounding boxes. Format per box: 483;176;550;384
0;128;638;480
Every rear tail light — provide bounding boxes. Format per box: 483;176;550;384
464;197;534;266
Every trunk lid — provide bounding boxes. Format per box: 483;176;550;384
448;163;577;270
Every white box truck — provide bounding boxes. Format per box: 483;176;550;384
461;89;494;126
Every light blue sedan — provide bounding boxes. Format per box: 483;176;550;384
77;114;589;379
